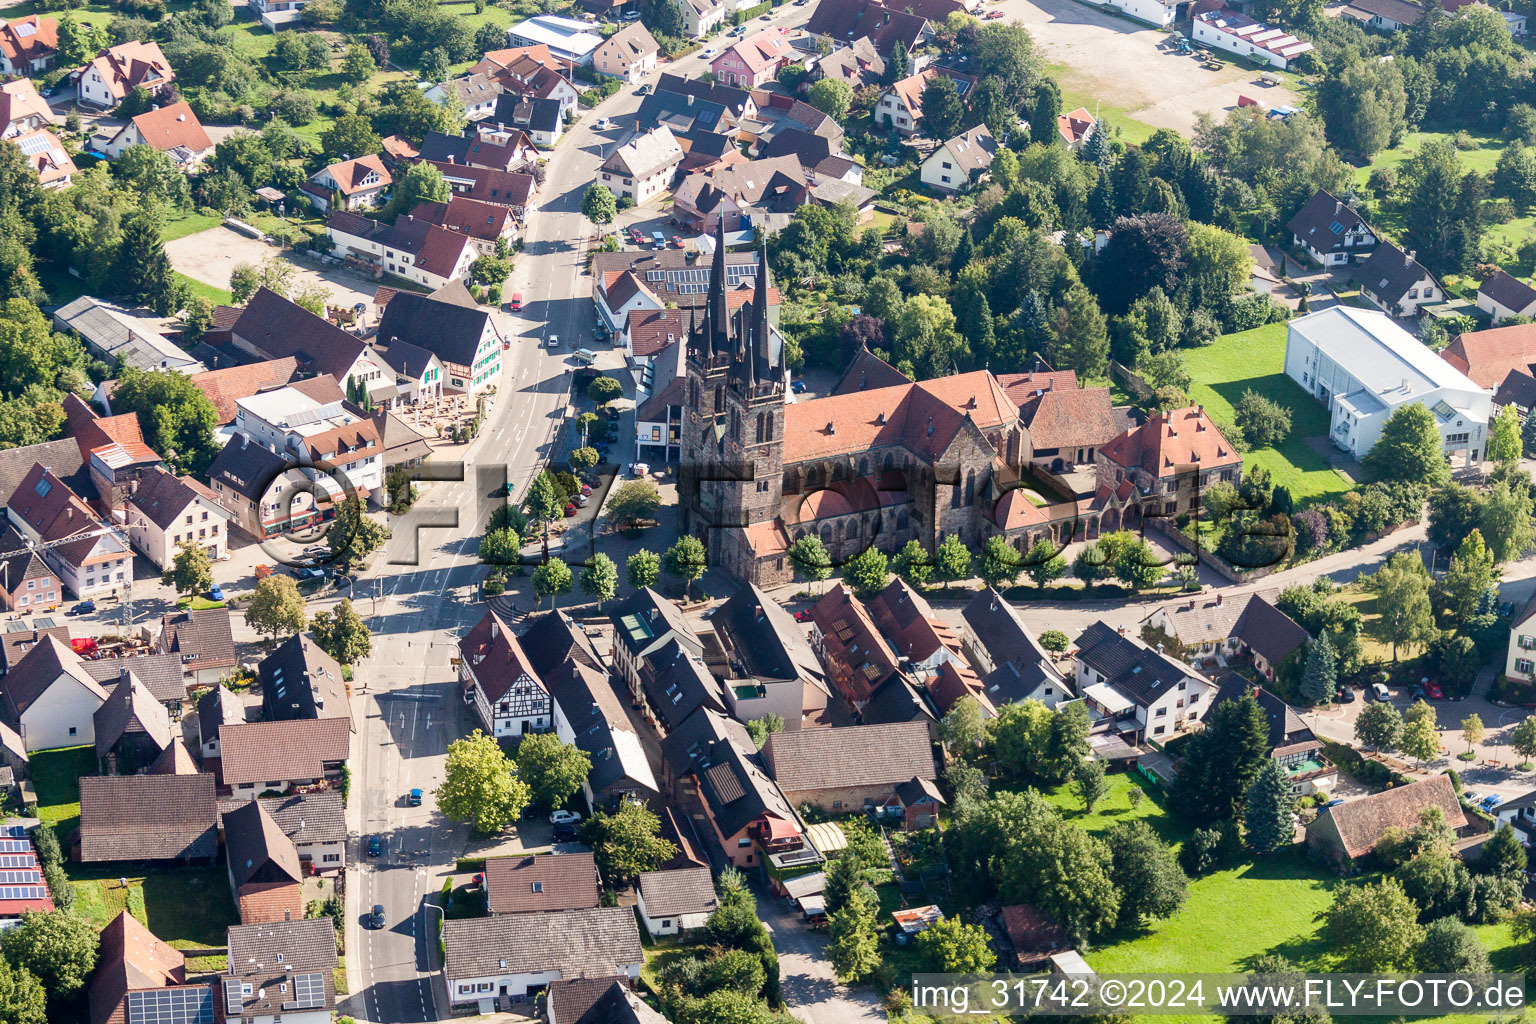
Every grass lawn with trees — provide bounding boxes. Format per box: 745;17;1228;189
1182;323;1354;504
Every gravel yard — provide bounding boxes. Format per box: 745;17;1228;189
165;225;376;310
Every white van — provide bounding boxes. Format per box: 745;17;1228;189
574;348;598;366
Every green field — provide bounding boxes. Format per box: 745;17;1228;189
1048;63;1159;147
29;744;96;838
68;865;238;948
1182;323;1355;504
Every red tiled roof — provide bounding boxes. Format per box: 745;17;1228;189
1057;106;1095;145
1100;404;1240;478
323;154;391;195
128;101;210;154
0;16;56;66
627;308;686;359
1442;322;1536;389
995;369;1079;403
1019;386;1118;450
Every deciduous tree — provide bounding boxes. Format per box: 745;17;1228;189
309;598;372;665
627;549;661;590
1320;879;1424;972
978;534;1022;590
914;916;996;974
515;732;591;810
1355;699;1404;751
827;883;882;982
1072;757;1107;812
607;480;662;532
1106;819;1187;924
436;730;529;835
581;183;618;225
161;541;213;598
579;553;618;608
1365;552;1435;659
0;952;45;1024
533;557;572;608
1488;403;1524;464
582;801;678;882
663;536;707;599
894;538;933;588
1479;474;1536;563
245;575;306;641
1363;403;1451;488
842;546;889;599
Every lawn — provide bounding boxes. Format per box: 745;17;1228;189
67;865;237;948
1040;772;1188;846
29;744;96;838
1181;323;1355;504
1048;63;1159;147
175;272;234;306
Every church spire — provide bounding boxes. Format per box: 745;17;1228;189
752;238;774;381
708;216;729;357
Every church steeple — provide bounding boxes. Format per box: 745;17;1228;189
707;216;729;359
752;238;775;382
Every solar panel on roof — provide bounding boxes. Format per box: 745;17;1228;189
127;987;214;1024
14;133;51;156
3;622;26;634
283;972;325;1010
0;840;30;854
13;22;35;36
0;886;47;899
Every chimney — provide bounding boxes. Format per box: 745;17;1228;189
1405;250;1414;268
1215;593;1223;606
1156;642;1164;654
1334;199;1342;215
826;422;835;435
687;93;695;106
1118;626;1126;636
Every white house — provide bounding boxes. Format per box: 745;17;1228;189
6;464;132;601
308;155;391;212
1283;306;1492;466
1477;270;1536;325
1505;593;1536;686
458;609;559;738
443;908;643;1009
505;16;603;66
1104;0;1177;26
599;126;683;204
1192;9;1313;69
224;919;338;1024
1286;190;1378;268
919;125;996;193
126;467;231;572
72;40;175;109
424;73;504;121
233;380;386;503
680;0;728;39
1358;241;1442;317
325;211;478;292
1074;622;1214;744
592;22;659;83
101;101;213;168
258;792;346;874
0;635;108;751
249;0;311;30
636;867;717;938
374;288;503;395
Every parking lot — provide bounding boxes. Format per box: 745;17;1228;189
165;225;376;309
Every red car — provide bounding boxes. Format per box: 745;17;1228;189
985;9;1004;16
670;236;684;248
794;609;814;622
580;484;593;496
564;503;578;517
629;228;645;244
1425;683;1445;699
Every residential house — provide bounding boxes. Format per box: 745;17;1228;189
258;792;346;874
505;15;605;66
919;124;996;193
197;684;244;761
306;154;391;212
859;672;938;738
0;16;56;75
1494;790;1536;840
960;588;1073;709
93;358;302;426
0;521;61;613
488;93;564;147
1074;621;1214;743
761;721;938;822
671;154;809;233
458;609;556;738
483;53;581;122
0;621;68;677
1504;592;1536;684
9;127;74;188
592;22;658;82
375;288;503;395
369;336;445;410
156;607;236;688
708;583;829;729
654;73;759;120
443;907;643;1007
1141;590;1309;681
759;127;861;187
259;634;350;727
812;36;884;90
1096;404;1242;517
61;396;165;513
232;378;386;504
876;66;976;136
250;0;312;30
609;587;702;702
223;800;304;925
636;866;717;937
633;337;686;463
630;90;738;147
546;977;668;1024
807;0;929;60
868;578;992;714
420;159;537;215
88;913;206;1024
679;0;728;37
125;467;230;572
1192;9;1313;68
419;129;535;174
205;433;324;541
230;289;387;394
1306;774;1468;865
325;210;479;292
484;851;600;915
711;28;796;88
411;196;518;256
665;717;802;869
222;919;338;1024
1341;0;1426;30
54;296;206;374
1358;241;1442;316
641;639;726;737
84;654;187;721
0;637;103;751
424;73;506;121
519;610;660;808
102;102;212;168
94;674;172;773
599;126;683;204
1443;321;1536;413
1057;106;1096;151
1103;0;1179;26
1287;189;1378;268
217;717;351;801
0;78;56;138
806;582;900;705
77;773;218;863
6;465;132;600
1476;270;1536;325
72;41;176;109
1207;674;1337;796
1284;306;1491;465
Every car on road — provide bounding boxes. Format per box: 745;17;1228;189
1335;686;1355;703
794;609;813;622
702;47;718;58
208;585;226;602
593;117;613;130
635;83;650;95
670;235;684;248
550;809;583;826
70;600;96;616
791;380;807;394
760;11;771;17
985;9;1004;16
369;904;386;929
629;228;645;244
367;835;382;857
408;788;422;806
730;24;747;34
1480;794;1502;812
548;334;560;348
1425;682;1445;699
509;293;523;311
293;567;327;585
564;503;578;517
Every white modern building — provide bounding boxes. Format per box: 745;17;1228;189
505;16;603;66
232;381;385;501
1192;9;1314;69
1104;0;1178;27
1284;306;1493;465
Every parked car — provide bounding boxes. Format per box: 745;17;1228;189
367;835;382;857
1425;682;1445;699
791;380;807;394
635;83;650;95
580;483;593;496
794;609;813;622
369;904;386;929
208;585;226;602
70;600;96;616
670;235;684;248
702;47;718;58
1335;686;1355;704
509;293;524;311
603;406;621;421
575;494;590;508
550;809;583;826
293;567;327;585
629;228;645;244
1370;682;1391;702
564;503;578;517
408;788;423;807
986;9;1005;16
1480;794;1502;811
255;564;274;579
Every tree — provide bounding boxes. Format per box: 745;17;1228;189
607;480;662;531
436;730;529;835
320;113;382;163
570;447;598;471
115;145;191;207
1488;404;1523;464
1072;758;1108;812
55;15;108;68
1029;78;1062;146
940;696;988;756
1320;878;1424;972
109;367;221;475
918;75;964;141
579;553;618;608
914;915;996;974
893;538;933;589
587;375;623;406
1021;537;1067;588
1437;530;1498;623
1365;552;1434;659
1047;282;1109;378
745;713;785;750
1316;59;1407;160
827;883;881;982
230;263;259;304
1298;633;1338;707
882;40;909;87
310;599;372;666
114;212;176;315
340;44;376;86
1355;700;1403;751
1106;820;1188;925
0;911;99;1001
581;801;678;882
644;0;686;37
1480;824;1527;880
1418;916;1491;974
966;22;1041;107
627;549;661;590
1244;759;1298;856
1174;694;1269;820
1479;474;1536;563
1073;541;1111;584
806;79;853;123
515;732;591;810
842;546;889;599
1235;390;1293;448
329;496;388;571
1363;403;1451;487
581;184;617;226
978;534;1022;590
1511;715;1536;766
788;535;832;592
245;575;306;641
533;557;572;608
161;541;212;598
380;161;449;221
1039;629;1069;654
1095;213;1188;315
934;533;973;589
1524;407;1536;457
0;953;45;1024
663;536;707;599
1112;537;1164;591
1461;713;1485;760
1400;710;1441;766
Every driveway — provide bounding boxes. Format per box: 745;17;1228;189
756;885;885;1024
165;224;376;308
